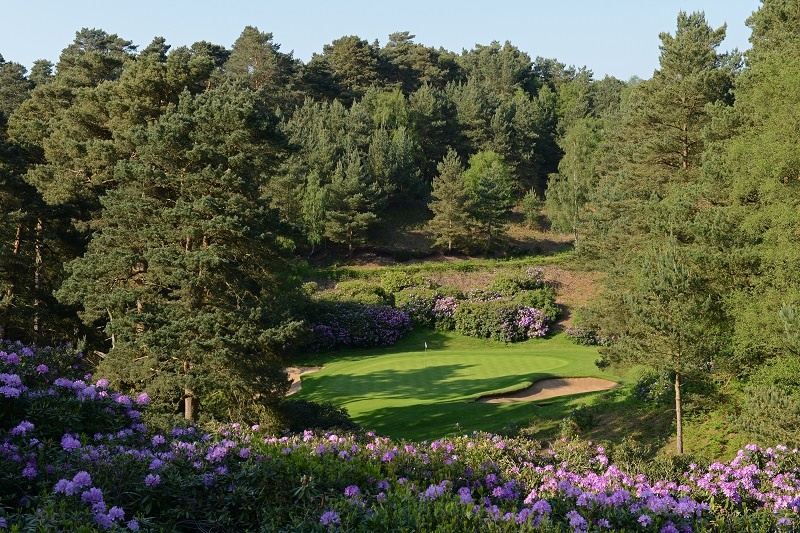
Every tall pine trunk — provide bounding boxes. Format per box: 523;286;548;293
33;219;42;343
184;360;197;421
674;372;683;455
2;223;23;335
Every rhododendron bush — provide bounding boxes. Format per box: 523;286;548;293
2;338;800;531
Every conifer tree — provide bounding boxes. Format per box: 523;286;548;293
324;150;378;255
584;11;736;262
56;83;299;423
545;118;602;245
462;151;514;250
710;0;800;367
428;149;471;252
598;236;722;454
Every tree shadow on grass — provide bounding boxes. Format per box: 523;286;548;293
364;387;656;443
293;329;457;366
299;362;545;406
360;399;546;442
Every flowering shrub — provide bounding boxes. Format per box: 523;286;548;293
307;302;412;351
393;275;556;342
565;325;614;347
512;287;561;324
453;301;550;341
2;338;800;531
395;288;440;328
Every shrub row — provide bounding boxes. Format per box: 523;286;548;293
306;302;413;351
302;267;559;350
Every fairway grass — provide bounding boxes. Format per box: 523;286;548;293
293;329;626;441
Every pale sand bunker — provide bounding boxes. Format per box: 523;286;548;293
476;377;620;403
286;366;323;395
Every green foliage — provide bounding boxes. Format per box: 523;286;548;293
564;325;612;347
519;188;543;230
321;35;380;103
325;281;393;306
324;151;379;255
453;300;520;341
5;5;800;462
277;398;361;433
428;149;472;253
54;83;299;423
462;151;515;250
545;118;602;244
379;270;415;294
633;369;674;405
301;300;413;351
488;267;545;296
738;354;800;447
512;288;561;323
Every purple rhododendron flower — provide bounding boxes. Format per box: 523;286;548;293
108;506;125;520
61;434;82;451
72;470;92;487
81;487;104;504
1;352;20;364
12;420;34;436
320;510;340;526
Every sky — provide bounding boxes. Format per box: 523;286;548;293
2;0;760;81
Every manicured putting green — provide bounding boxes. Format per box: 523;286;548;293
294;329;623;441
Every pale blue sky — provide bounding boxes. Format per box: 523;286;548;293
3;0;759;81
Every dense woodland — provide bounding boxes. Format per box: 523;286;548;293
1;1;800;447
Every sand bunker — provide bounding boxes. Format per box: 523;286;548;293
286;366;323;395
476;377;620;403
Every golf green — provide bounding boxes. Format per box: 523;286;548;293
293;330;621;440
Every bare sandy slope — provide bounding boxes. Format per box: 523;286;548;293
476;377;620;403
286;366;323;395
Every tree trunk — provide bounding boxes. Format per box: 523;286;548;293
33;219;43;343
106;309;116;349
184;393;197;421
674;372;683;455
12;223;21;256
2;223;23;334
447;217;452;251
184;360;197;421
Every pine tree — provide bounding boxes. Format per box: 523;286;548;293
545;118;602;245
710;0;800;367
598;236;723;454
56;83;299;423
462;150;514;250
584;11;737;262
324;150;378;255
428;149;471;252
